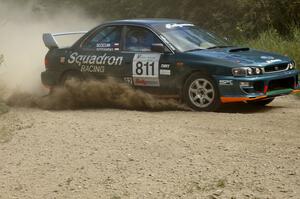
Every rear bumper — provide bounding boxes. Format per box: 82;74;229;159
215;70;300;103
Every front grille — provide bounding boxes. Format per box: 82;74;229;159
268;77;294;91
264;63;288;73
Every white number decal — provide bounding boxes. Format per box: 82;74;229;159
133;54;160;77
132;53;161;87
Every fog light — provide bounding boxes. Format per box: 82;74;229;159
240;82;251;87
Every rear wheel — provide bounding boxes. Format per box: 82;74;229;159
248;98;274;106
48;71;84;95
183;73;221;111
60;71;84;86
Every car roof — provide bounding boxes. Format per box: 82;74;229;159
101;18;189;27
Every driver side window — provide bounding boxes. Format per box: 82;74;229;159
82;26;121;51
125;26;161;52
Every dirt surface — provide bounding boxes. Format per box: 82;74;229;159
0;96;299;199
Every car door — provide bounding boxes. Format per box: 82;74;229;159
69;25;125;80
121;25;177;95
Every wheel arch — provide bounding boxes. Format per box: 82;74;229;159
179;69;218;97
181;71;221;111
59;69;83;85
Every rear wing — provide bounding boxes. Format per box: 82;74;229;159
42;31;88;49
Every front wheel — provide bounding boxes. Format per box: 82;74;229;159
183;73;221;111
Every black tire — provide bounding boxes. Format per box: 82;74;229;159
248;98;274;106
183;73;221;111
60;71;84;86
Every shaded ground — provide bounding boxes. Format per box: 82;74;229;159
0;96;299;199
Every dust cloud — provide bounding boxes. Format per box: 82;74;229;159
0;1;187;111
0;0;98;94
6;79;189;111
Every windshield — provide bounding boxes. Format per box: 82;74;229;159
153;23;231;52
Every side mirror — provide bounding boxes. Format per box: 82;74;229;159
151;43;165;53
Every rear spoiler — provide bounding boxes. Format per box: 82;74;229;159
42;31;88;49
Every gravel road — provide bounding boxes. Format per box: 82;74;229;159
0;96;299;199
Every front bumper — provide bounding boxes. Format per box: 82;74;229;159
214;70;300;103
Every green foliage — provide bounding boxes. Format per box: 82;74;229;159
27;0;300;38
246;28;300;67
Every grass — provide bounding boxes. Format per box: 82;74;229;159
244;28;300;69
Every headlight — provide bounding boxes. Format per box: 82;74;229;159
255;68;262;74
232;67;263;77
232;67;247;76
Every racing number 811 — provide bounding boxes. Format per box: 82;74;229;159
135;61;155;76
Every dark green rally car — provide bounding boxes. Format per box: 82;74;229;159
41;19;300;111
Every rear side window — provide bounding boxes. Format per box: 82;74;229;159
82;26;121;51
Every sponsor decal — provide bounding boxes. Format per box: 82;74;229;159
133;77;160;87
95;43;120;51
160;69;171;76
260;56;282;64
96;48;114;52
81;65;105;73
60;57;66;63
219;80;233;86
68;52;123;67
166;23;195;29
266;59;282;64
124;77;133;85
160;64;170;69
96;43;111;48
261;56;274;60
134;78;146;85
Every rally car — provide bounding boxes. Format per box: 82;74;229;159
41;19;300;111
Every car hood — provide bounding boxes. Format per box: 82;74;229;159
187;47;291;67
